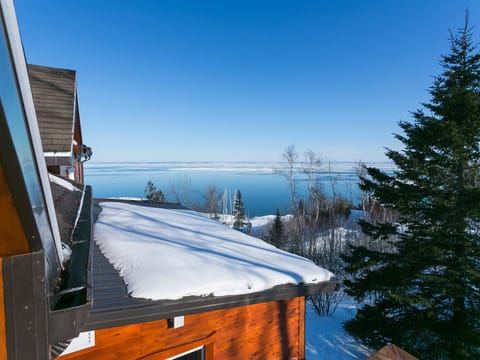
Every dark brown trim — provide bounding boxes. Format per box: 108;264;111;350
0;258;7;360
52;186;93;309
49;303;91;346
49;186;93;344
3;252;50;360
83;280;336;331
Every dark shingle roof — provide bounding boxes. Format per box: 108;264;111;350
27;64;76;153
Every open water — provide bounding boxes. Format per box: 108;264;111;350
84;161;393;217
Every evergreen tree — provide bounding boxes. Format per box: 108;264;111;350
343;22;480;359
144;180;166;203
233;189;245;230
268;209;285;248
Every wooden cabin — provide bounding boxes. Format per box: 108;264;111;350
55;198;334;360
27;63;91;185
0;1;335;359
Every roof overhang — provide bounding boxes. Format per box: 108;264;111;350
44;151;73;166
83;277;336;331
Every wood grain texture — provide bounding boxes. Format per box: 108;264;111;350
72;103;84;184
0;164;30;256
298;296;305;360
58;298;306;360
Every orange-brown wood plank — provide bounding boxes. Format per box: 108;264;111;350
58;298;306;360
0;164;30;256
59;324;141;360
298;296;305;360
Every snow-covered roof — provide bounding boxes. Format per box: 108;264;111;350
94;201;333;301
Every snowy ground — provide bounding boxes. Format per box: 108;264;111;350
306;299;371;359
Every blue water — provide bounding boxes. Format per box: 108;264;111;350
84;161;392;217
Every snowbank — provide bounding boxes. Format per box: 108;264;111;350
94;201;333;300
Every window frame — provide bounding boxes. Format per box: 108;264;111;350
166;345;205;360
140;331;215;360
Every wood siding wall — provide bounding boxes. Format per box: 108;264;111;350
59;297;306;360
0;164;30;257
73;158;83;185
73;106;83;185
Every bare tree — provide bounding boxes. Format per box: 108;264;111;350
274;146;357;316
327;161;340;259
301;149;323;257
275;144;299;219
197;185;222;219
170;174;192;207
355;161;368;217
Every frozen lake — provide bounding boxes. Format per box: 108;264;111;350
84;161;393;217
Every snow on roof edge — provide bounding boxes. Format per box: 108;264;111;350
49;173;81;192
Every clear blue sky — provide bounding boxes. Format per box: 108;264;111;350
14;0;480;162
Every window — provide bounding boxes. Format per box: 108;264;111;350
167;346;204;360
142;331;214;359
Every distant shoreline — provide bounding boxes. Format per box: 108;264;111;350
84;162;394;217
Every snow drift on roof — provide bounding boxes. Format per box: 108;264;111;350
94;201;333;300
48;173;81;192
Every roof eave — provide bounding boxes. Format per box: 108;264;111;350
44;152;73;166
82;280;336;331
